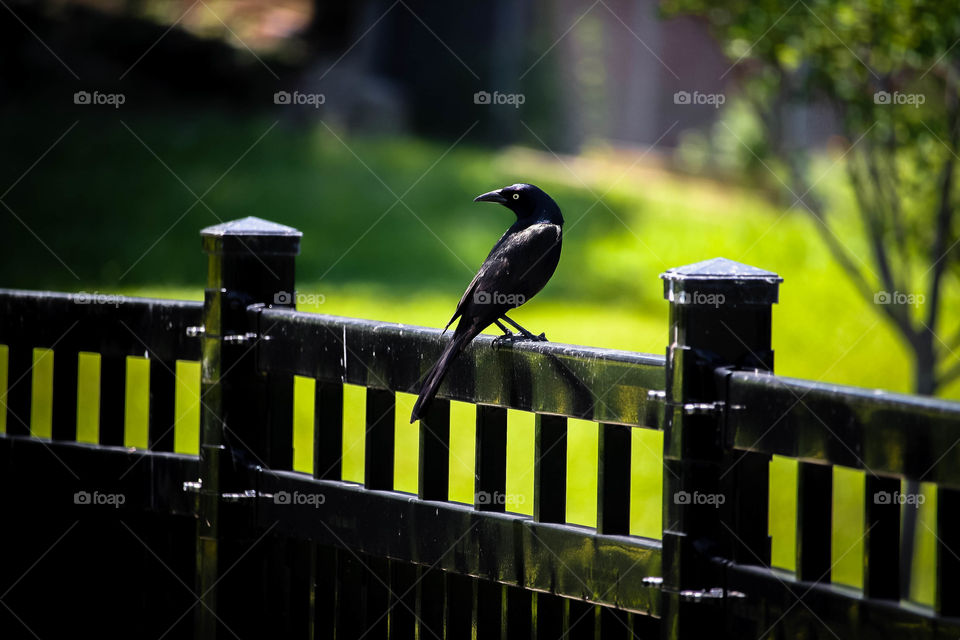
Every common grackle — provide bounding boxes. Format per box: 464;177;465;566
410;183;564;423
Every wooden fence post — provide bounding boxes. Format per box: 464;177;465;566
659;258;782;640
195;217;301;639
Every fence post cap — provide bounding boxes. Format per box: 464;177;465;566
660;257;782;306
201;216;302;256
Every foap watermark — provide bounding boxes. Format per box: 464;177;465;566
673;90;725;109
474;90;525;108
674;490;725;508
274;291;326;306
74;90;125;109
473;291;525;306
274;490;326;508
675;290;725;308
75;291;126;307
476;490;525;506
874;490;925;508
874;91;925;108
274;90;325;108
874;290;924;308
74;490;126;508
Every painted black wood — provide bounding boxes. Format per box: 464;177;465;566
0;290;202;360
505;586;532;638
148;358;176;451
598;606;633;639
256;308;666;427
98;354;125;446
534;413;567;524
795;462;833;582
365;387;395;491
314;380;343;480
418;397;449;501
255;469;663;614
475;404;507;512
566;600;595;639
265;371;295;470
51;348;78;441
660;257;781;640
336;550;367;638
727;371;960;487
364;555;391;638
445;572;474;638
863;475;901;599
5;344;33;436
937;486;960;617
195;216;301;640
416;566;445;639
387;560;417;640
533;592;563;639
475;579;504;638
724;449;771;566
727;562;960;637
313;544;338;639
598;422;631;535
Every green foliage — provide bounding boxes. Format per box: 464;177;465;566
664;0;960;395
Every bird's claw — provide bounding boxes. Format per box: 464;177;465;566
492;331;518;348
492;330;548;347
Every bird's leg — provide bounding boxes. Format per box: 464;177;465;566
492;320;517;346
500;314;547;342
494;320;513;335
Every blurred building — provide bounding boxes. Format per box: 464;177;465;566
4;0;836;153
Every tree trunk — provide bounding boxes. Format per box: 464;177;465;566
913;330;937;396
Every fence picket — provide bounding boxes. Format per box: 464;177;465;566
796;462;833;582
598;422;631;535
534;413;567;524
863;475;901;599
418;397;449;501
98;354;125;445
314;380;344;480
147;358;175;451
51;348;78;441
937;486;960;616
365;387;395;490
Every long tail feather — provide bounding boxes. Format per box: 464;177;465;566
410;325;477;423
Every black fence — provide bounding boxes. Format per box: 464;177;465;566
1;216;959;639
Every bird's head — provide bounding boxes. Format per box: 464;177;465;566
473;183;564;225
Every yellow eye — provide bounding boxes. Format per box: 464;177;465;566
512;193;520;200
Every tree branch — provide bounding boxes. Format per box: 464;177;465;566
925;67;959;336
842;150;916;342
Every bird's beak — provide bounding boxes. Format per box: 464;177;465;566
473;189;507;204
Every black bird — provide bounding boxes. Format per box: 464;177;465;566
410;183;564;423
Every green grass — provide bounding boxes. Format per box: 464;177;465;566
0;109;952;606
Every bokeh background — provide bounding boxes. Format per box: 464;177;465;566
2;0;958;608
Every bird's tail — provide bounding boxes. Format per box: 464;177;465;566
410;324;478;423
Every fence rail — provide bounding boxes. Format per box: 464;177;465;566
255;307;666;427
1;217;959;639
727;370;960;486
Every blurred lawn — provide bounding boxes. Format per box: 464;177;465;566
1;110;950;606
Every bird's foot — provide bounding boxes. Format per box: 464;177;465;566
492;330;548;346
492;331;519;348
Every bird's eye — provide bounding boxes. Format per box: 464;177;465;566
512;193;520;200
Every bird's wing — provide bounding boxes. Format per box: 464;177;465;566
443;227;512;330
445;223;561;330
